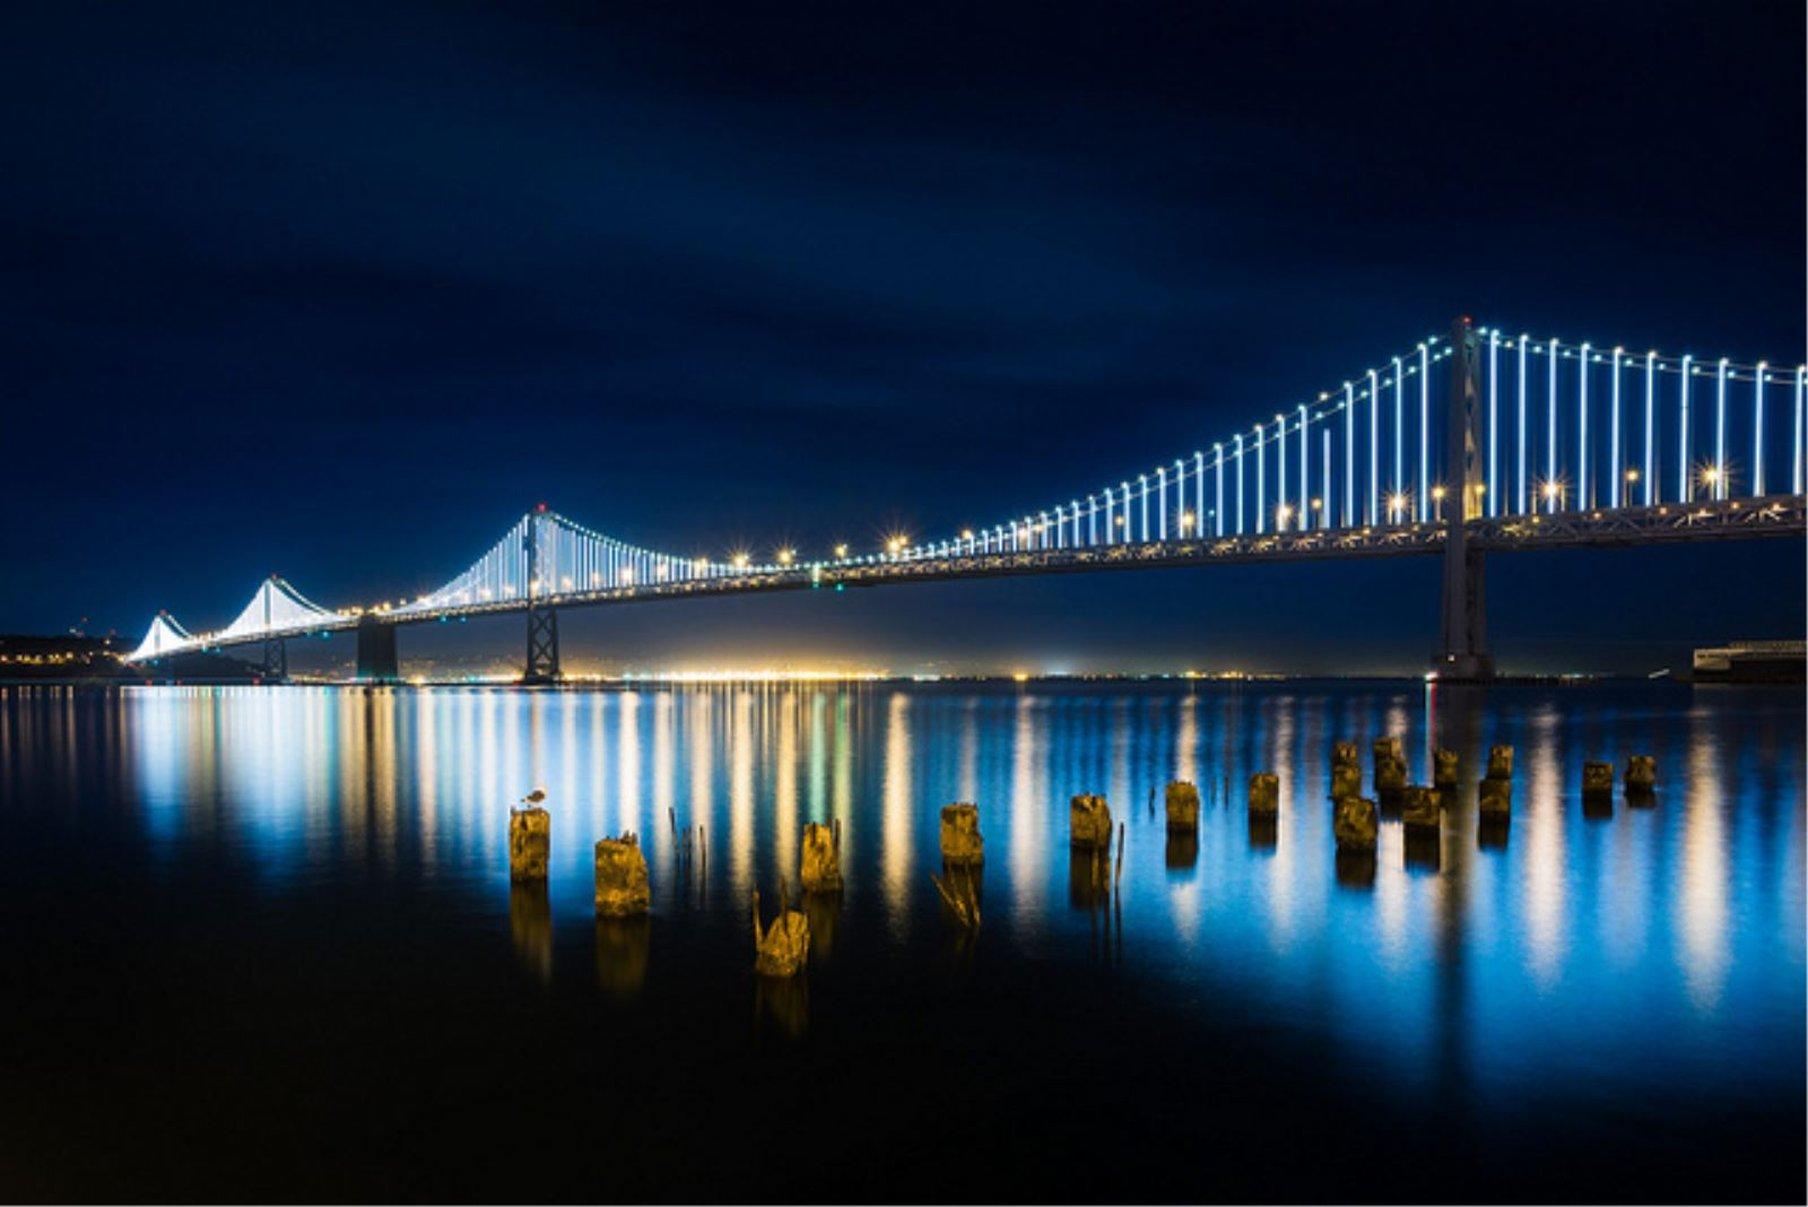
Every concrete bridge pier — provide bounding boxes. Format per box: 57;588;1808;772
1436;315;1495;681
356;616;400;683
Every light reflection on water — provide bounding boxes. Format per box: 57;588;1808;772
1;679;1802;1111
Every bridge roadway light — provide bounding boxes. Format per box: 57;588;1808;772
833;544;848;559
777;548;795;566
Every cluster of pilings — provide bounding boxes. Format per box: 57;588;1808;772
502;744;1662;996
1582;754;1659;817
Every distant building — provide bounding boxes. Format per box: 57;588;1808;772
0;634;128;680
1691;640;1806;684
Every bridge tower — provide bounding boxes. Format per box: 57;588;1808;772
1436;315;1494;681
522;506;562;685
259;575;287;682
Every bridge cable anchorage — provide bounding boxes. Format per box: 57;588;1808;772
120;324;1806;677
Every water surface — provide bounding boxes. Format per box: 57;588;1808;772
0;681;1801;1201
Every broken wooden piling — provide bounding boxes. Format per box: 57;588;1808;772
594;833;651;917
508;805;551;882
1069;794;1113;849
752;884;810;977
1247;772;1279;816
799;821;842;894
1401;785;1441;833
1333;796;1378;852
1164;781;1200;832
939;803;985;866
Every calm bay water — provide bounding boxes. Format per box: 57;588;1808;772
0;680;1801;1201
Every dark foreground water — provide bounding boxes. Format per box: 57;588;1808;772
0;680;1801;1202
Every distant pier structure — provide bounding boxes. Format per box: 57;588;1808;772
1691;640;1805;684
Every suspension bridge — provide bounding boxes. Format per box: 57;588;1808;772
124;317;1806;683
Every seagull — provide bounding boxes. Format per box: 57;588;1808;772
520;788;546;805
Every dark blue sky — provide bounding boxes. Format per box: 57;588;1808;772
4;0;1802;674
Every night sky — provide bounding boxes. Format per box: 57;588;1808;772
5;0;1802;675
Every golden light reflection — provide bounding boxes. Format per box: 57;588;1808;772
460;688;480;858
1523;708;1567;986
1373;826;1408;969
1009;690;1047;918
589;693;608;843
807;691;827;822
729;690;755;893
775;691;799;886
1107;697;1131;832
1173;695;1198;787
1678;722;1729;1009
959;698;979;805
338;690;364;851
1265;698;1298;947
558;689;579;861
417;689;437;868
881;691;913;919
617;691;642;838
831;691;853;851
1602;771;1649;967
688;689;715;869
478;691;500;864
652;693;675;867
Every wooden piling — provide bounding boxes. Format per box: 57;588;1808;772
939;803;985;866
1164;781;1200;832
1247;772;1279;816
1582;761;1614;800
594;833;651;917
1486;745;1514;780
799;821;842;893
1401;785;1441;833
1069;794;1112;849
508;805;551;882
1433;748;1459;792
1333;797;1378;852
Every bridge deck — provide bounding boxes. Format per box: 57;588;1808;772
175;493;1803;653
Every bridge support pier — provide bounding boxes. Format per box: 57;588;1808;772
260;635;288;682
356;616;400;683
523;605;561;684
1437;316;1495;681
520;507;562;685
